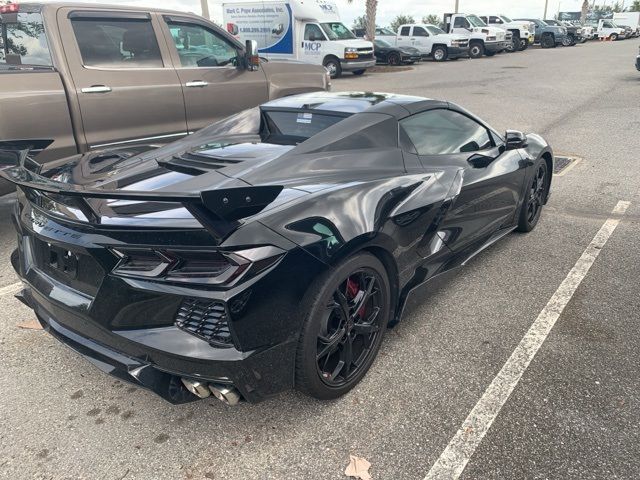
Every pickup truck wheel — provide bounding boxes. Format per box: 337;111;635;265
519;39;529;51
352;70;366;76
468;42;484;59
387;53;401;66
562;35;574;47
508;36;521;52
432;45;448;62
610;33;618;41
323;57;342;78
541;33;555;48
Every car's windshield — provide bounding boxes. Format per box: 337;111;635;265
374;39;391;47
262;109;349;144
467;15;487;27
500;15;513;23
427;25;445;35
320;23;355;40
0;11;53;69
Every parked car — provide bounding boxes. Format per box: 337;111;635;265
514;18;567;48
0;2;329;196
0;91;553;405
478;14;535;51
382;24;469;61
443;13;511;58
544;19;582;45
373;39;421;65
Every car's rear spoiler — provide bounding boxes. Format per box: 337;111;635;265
0;143;283;234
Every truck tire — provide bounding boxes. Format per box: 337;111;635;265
610;33;618;41
508;35;521;52
468;42;484;59
519;39;529;50
432;45;448;62
541;33;555;48
323;56;342;78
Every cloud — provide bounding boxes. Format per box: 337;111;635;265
37;0;587;28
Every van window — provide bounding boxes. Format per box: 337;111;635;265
71;18;163;67
304;24;325;41
0;11;52;68
400;109;493;156
413;27;429;37
167;22;238;67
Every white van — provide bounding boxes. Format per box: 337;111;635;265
223;0;375;77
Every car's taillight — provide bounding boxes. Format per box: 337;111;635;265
110;246;284;286
0;3;19;13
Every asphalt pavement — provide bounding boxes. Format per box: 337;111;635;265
1;39;639;480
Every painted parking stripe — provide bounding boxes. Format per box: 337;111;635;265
424;200;631;480
0;282;23;297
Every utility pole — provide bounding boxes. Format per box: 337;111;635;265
543;0;549;19
200;0;210;19
455;0;459;13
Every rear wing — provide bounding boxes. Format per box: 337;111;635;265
0;142;283;230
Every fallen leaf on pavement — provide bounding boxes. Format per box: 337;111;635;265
17;319;42;330
344;455;372;480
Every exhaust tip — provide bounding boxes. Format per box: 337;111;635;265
181;378;211;399
209;384;241;406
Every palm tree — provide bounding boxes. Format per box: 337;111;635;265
347;0;378;41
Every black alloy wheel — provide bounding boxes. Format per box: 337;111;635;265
388;52;401;66
517;161;548;232
295;253;390;399
541;33;555;48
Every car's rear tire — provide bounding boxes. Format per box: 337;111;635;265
541;33;555;48
323;56;342;78
388;52;401;66
432;45;448;62
562;35;573;46
517;161;548;232
468;42;484;58
295;252;390;400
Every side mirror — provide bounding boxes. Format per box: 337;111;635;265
245;40;260;71
505;130;528;150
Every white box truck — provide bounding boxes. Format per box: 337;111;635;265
223;0;375;78
613;12;640;37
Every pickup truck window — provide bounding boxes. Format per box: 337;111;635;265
427;25;445;35
0;12;52;68
413;27;429;37
71;18;163;67
400;109;493;156
453;17;470;29
167;22;238;68
399;26;411;36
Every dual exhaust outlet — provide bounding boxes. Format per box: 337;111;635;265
181;378;241;406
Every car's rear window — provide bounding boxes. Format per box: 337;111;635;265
262;110;348;144
0;10;53;69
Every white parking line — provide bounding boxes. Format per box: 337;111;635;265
424;200;631;480
0;282;23;297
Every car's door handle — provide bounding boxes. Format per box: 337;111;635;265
81;85;112;94
185;81;209;88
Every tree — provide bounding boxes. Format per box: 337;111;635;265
612;1;624;12
581;0;589;23
347;0;378;41
352;15;367;30
422;14;441;26
630;0;640;11
390;14;415;33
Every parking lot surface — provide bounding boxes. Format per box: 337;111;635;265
1;40;639;480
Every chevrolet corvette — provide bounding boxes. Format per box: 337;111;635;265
0;92;553;405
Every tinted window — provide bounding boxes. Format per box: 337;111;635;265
413;27;429;37
490;16;502;24
71;18;162;67
263;110;346;143
168;22;238;67
400;26;411;36
304;23;325;41
0;12;52;68
453;17;469;28
400;109;493;155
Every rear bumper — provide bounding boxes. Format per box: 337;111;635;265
341;59;376;71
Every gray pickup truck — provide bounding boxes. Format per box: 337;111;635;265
0;2;330;195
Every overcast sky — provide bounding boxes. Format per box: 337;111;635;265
37;0;588;27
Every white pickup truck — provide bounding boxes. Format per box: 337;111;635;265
597;19;627;40
377;24;469;61
478;15;535;51
443;13;510;58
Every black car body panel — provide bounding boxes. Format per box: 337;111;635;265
1;92;553;403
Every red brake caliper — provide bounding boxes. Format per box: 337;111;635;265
346;277;366;318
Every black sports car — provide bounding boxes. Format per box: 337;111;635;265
0;92;553;405
373;39;422;65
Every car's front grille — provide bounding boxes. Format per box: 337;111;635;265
175;298;234;348
357;48;374;60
